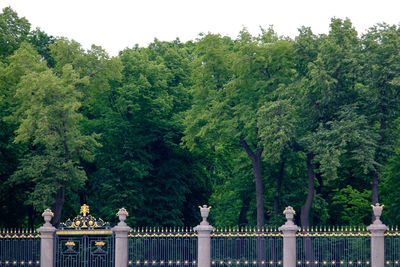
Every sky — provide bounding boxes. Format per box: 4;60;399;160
1;0;400;56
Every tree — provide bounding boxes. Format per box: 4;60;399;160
8;42;100;225
361;24;400;207
0;7;30;60
293;18;370;228
183;30;297;228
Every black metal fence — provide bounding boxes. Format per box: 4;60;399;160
296;226;370;267
385;226;400;266
3;224;400;267
0;229;40;267
54;231;114;267
128;227;197;266
211;227;283;266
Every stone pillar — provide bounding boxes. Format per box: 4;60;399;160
112;208;132;267
278;206;299;267
37;209;56;267
367;203;387;267
194;205;214;267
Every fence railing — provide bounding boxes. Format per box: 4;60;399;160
0;204;396;267
384;226;400;266
296;227;371;267
211;227;282;266
0;229;40;266
128;227;198;266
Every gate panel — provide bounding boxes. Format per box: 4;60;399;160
54;204;114;267
55;233;114;267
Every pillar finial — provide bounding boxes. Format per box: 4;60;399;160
283;206;295;226
198;205;211;226
371;203;384;224
116;208;129;226
42;208;54;227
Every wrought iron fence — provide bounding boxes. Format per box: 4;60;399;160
385;226;400;266
0;228;40;267
54;204;114;267
296;226;370;267
128;227;197;266
55;231;114;267
211;226;283;266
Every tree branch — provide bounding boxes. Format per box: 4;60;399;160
240;135;255;158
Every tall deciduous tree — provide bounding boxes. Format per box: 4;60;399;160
8;42;100;225
183;30;296;228
361;24;400;206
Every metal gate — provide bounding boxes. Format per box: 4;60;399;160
54;204;114;267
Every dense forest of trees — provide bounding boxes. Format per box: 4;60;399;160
1;7;400;228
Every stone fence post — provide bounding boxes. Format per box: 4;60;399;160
112;208;132;267
367;203;387;267
37;209;56;267
194;205;214;267
278;206;299;267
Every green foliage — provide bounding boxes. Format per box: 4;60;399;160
0;7;30;60
6;42;100;219
2;7;400;228
330;185;371;225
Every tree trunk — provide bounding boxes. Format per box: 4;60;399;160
238;195;251;227
300;153;315;228
300;153;315;264
315;163;323;195
252;150;265;228
52;185;65;227
371;170;379;205
240;136;265;228
371;108;385;220
273;157;285;216
371;170;379;222
239;135;265;266
28;205;35;229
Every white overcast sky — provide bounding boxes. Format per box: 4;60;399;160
1;0;400;56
